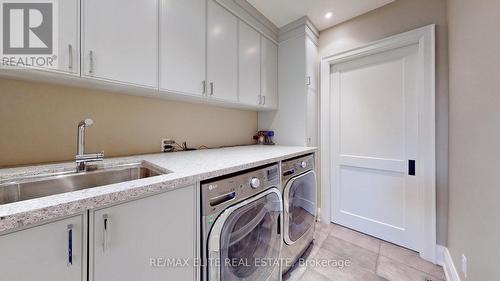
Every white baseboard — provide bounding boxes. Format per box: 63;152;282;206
436;245;446;266
440;246;461;281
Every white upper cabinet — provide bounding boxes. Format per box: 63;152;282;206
8;0;79;74
160;0;206;96
0;215;85;281
306;36;318;91
207;0;238;102
238;21;261;106
56;0;80;74
261;36;278;109
82;0;158;88
1;0;279;110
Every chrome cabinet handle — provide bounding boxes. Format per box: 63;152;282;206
209;82;214;96
103;214;109;252
306;76;311;86
202;80;207;95
263;95;266;105
67;224;73;266
89;51;94;74
68;44;73;70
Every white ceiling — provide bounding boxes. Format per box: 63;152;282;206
247;0;395;31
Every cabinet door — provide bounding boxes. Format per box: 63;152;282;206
306;87;318;146
0;215;85;281
92;186;196;281
238;21;261;106
207;1;238;102
160;0;206;96
56;0;80;74
305;37;318;145
261;36;278;109
305;36;318;91
6;0;79;74
82;0;157;87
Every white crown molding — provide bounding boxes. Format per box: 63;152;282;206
278;16;319;44
213;1;319;45
215;0;279;43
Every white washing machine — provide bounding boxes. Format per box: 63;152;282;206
280;154;317;274
201;164;283;281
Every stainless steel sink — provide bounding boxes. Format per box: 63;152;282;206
0;163;167;205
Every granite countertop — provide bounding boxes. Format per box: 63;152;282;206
0;145;316;233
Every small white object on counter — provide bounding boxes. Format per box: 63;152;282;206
0;145;316;233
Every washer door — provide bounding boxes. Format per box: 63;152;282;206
283;170;317;245
208;188;282;281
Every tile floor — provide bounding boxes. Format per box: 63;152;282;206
283;222;446;281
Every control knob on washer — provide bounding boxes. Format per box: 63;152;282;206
300;161;307;169
250;177;261;188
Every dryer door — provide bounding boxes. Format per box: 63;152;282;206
284;170;317;245
208;188;282;281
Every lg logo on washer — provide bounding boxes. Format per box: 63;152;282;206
1;0;58;68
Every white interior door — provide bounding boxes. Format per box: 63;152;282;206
330;44;420;250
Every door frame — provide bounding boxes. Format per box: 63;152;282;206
319;25;436;262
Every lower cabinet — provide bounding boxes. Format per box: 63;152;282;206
0;215;86;281
0;185;196;281
90;185;196;281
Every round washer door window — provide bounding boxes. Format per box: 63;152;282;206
218;191;282;281
286;171;317;243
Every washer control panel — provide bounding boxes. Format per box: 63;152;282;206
201;164;279;217
282;154;315;181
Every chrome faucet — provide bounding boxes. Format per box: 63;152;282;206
76;118;104;172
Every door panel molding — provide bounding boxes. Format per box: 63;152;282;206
339;155;405;173
320;25;436;262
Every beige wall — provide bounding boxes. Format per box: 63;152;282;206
447;0;500;279
0;78;257;167
319;0;449;245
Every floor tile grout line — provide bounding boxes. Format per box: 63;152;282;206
326;232;381;255
318;236;375;263
374;243;382;281
378;255;446;281
378;248;445;280
329;223;382;254
330;223;444;280
298;223;445;281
